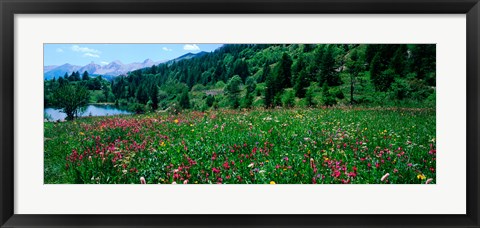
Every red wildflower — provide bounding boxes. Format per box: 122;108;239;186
332;170;341;178
223;161;230;170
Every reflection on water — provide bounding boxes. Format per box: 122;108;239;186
44;105;131;121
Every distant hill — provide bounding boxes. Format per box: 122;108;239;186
44;63;82;80
43;65;58;73
168;51;208;63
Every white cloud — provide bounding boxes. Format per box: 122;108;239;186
100;61;109;65
183;44;200;51
162;47;172;51
83;53;100;58
71;45;101;54
56;48;63;53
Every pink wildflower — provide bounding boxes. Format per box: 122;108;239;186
425;178;434;184
380;173;390;182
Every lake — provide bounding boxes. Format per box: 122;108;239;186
44;104;131;121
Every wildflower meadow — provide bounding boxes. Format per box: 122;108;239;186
44;107;436;184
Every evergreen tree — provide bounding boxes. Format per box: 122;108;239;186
214;62;225;82
233;59;249;82
305;83;315;107
74;71;81;81
136;85;149;104
245;76;256;93
365;44;379;65
292;55;306;83
292;55;309;96
258;63;270;83
242;89;254;109
151;65;157;74
264;73;275;108
346;50;364;105
410;44;436;83
58;76;66;86
370;53;383;91
225;75;242;108
102;85;111;102
377;69;397;92
149;84;159;110
276;53;293;88
68;71;75;81
321;82;336;106
82;71;90;81
311;45;326;78
390;46;407;76
320;45;341;86
178;88;190;109
294;69;309;98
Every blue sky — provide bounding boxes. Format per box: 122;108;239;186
44;44;223;66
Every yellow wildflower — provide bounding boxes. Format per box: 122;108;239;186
160;141;166;147
417;173;426;180
79;132;85;135
270;181;276;184
174;119;179;124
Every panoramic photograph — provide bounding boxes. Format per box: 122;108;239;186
44;43;436;184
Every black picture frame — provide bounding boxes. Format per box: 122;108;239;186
1;0;479;227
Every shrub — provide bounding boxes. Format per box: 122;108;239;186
282;90;295;108
191;84;206;92
321;83;337;106
332;87;345;99
305;85;315;107
205;95;215;107
128;103;145;114
390;78;411;100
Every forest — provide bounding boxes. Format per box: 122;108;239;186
44;44;435;119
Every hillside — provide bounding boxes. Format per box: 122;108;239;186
109;44;435;112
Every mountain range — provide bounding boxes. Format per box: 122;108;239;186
44;51;210;80
43;59;166;80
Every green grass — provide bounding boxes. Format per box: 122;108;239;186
44;107;436;184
